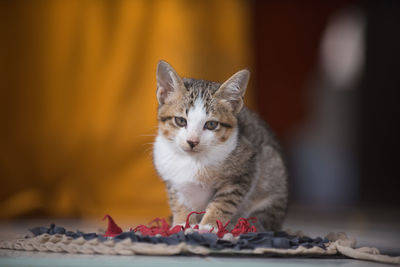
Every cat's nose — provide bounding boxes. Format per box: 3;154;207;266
187;140;199;148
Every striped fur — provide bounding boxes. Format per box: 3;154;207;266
153;60;288;231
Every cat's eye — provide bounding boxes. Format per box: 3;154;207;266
174;116;187;127
204;121;219;130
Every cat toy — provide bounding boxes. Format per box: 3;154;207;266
103;211;257;238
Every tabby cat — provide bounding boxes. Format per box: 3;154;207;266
153;60;288;231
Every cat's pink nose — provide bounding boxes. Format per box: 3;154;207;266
187;140;199;148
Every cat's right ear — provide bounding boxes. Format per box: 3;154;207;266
156;60;184;105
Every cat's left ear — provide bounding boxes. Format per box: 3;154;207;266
215;69;250;113
156;60;184;105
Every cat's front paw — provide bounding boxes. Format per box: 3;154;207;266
198;224;217;234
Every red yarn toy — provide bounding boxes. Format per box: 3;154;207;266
103;212;257;238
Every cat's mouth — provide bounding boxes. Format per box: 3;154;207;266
182;147;201;154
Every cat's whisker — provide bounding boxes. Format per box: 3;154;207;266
142;143;154;148
138;134;157;137
143;146;155;157
141;142;155;153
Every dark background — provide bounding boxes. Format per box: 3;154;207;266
253;0;400;210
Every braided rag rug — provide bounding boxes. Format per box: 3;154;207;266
1;212;399;265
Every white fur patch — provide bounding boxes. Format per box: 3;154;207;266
175;97;207;149
187;97;207;134
153;133;216;211
153;96;238;211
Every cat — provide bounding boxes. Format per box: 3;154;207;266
153;60;288;232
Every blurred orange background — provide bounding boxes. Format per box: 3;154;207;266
0;0;253;220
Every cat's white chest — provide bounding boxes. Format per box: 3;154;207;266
174;181;213;212
153;135;213;210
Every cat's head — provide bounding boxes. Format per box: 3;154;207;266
156;60;249;156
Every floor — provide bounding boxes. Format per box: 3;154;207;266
0;251;391;267
0;206;399;267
